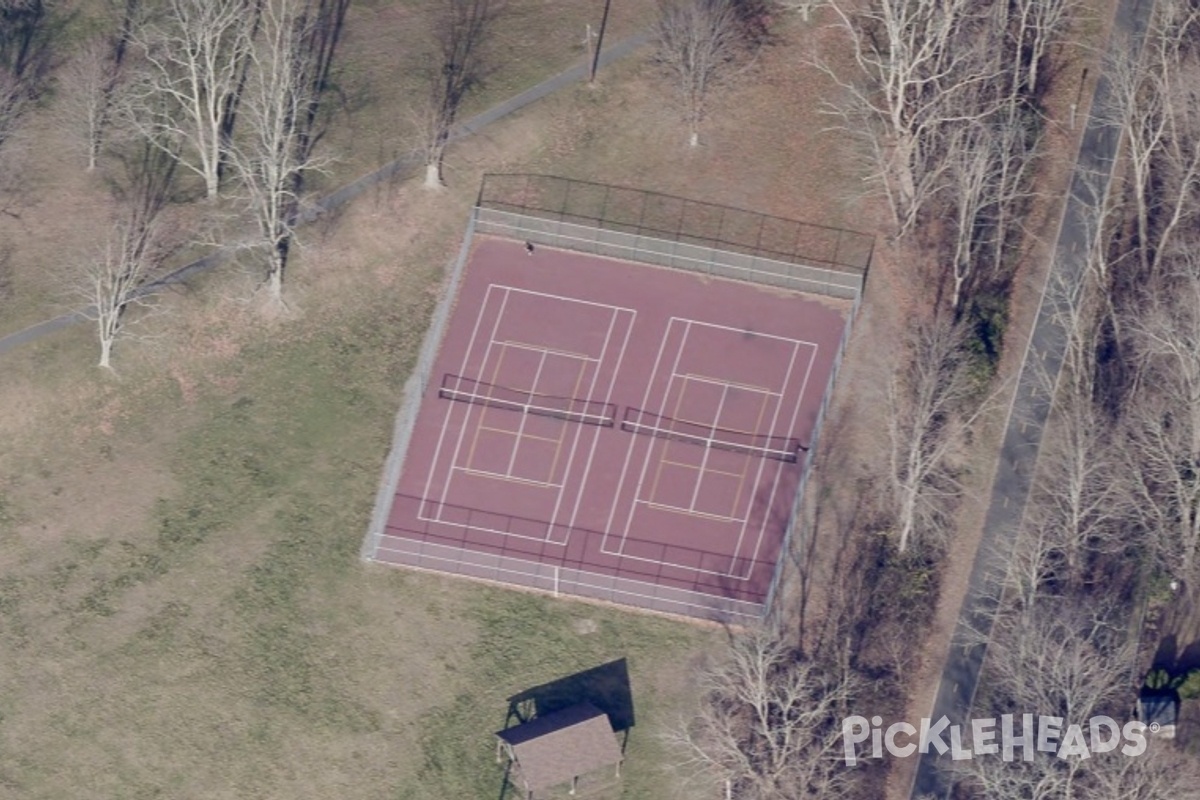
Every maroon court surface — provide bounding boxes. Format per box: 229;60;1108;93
377;237;849;619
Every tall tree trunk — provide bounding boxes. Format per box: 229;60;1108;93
424;160;442;189
267;243;285;308
98;333;113;369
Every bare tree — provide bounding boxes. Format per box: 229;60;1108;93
1087;746;1200;800
817;0;1008;234
1011;272;1129;600
0;0;56;202
126;0;256;199
957;742;1200;800
960;614;1200;800
778;0;823;23
956;602;1133;800
942;121;1002;312
1008;0;1080;98
67;199;174;369
1120;255;1200;582
77;220;160;369
885;317;985;553
416;0;496;189
65;134;180;369
664;627;859;800
230;0;329;309
1014;407;1128;600
57;37;122;171
653;0;745;148
1103;2;1200;277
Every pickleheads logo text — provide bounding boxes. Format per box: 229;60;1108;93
841;714;1150;765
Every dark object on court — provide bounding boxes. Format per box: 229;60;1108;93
525;241;535;255
439;373;616;427
479;174;873;278
621;406;804;462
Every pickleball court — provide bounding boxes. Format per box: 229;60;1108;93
369;229;854;621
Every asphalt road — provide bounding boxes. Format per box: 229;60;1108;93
910;0;1156;796
0;31;651;358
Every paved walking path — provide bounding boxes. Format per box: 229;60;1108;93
0;32;652;358
909;0;1155;796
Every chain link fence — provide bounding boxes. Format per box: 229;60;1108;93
477;208;863;299
366;176;871;621
361;212;478;561
764;288;864;617
374;493;769;623
478;173;872;298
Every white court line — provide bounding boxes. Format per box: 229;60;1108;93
602;312;675;548
500;339;600;362
557;305;635;537
667;318;816;578
452;465;564;489
678;372;781;395
604;318;818;579
728;338;802;573
433;286;513;519
423;283;632;546
410;505;570;545
688;382;731;512
505;349;550;478
372;536;766;618
500;284;632;313
421;284;507;520
740;339;819;574
613;318;692;557
640;500;746;524
500;297;631;544
679;317;820;346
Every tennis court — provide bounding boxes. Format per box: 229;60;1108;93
369;229;855;621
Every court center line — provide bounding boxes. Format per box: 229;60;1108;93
436;288;513;517
678;372;778;395
648;374;692;508
421;284;502;519
688;382;730;513
729;391;770;518
601;314;673;548
543;357;586;489
640;499;746;524
454;464;563;489
729;338;800;576
615;319;693;557
568;306;636;536
505;348;549;478
465;343;511;472
743;341;819;574
661;457;741;479
478;423;559;444
500;339;598;362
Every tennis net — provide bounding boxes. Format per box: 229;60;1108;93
621;407;803;462
439;373;617;427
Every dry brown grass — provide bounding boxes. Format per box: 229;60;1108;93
0;6;902;800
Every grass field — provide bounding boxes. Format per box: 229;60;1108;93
0;6;871;799
0;182;718;798
0;0;657;334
